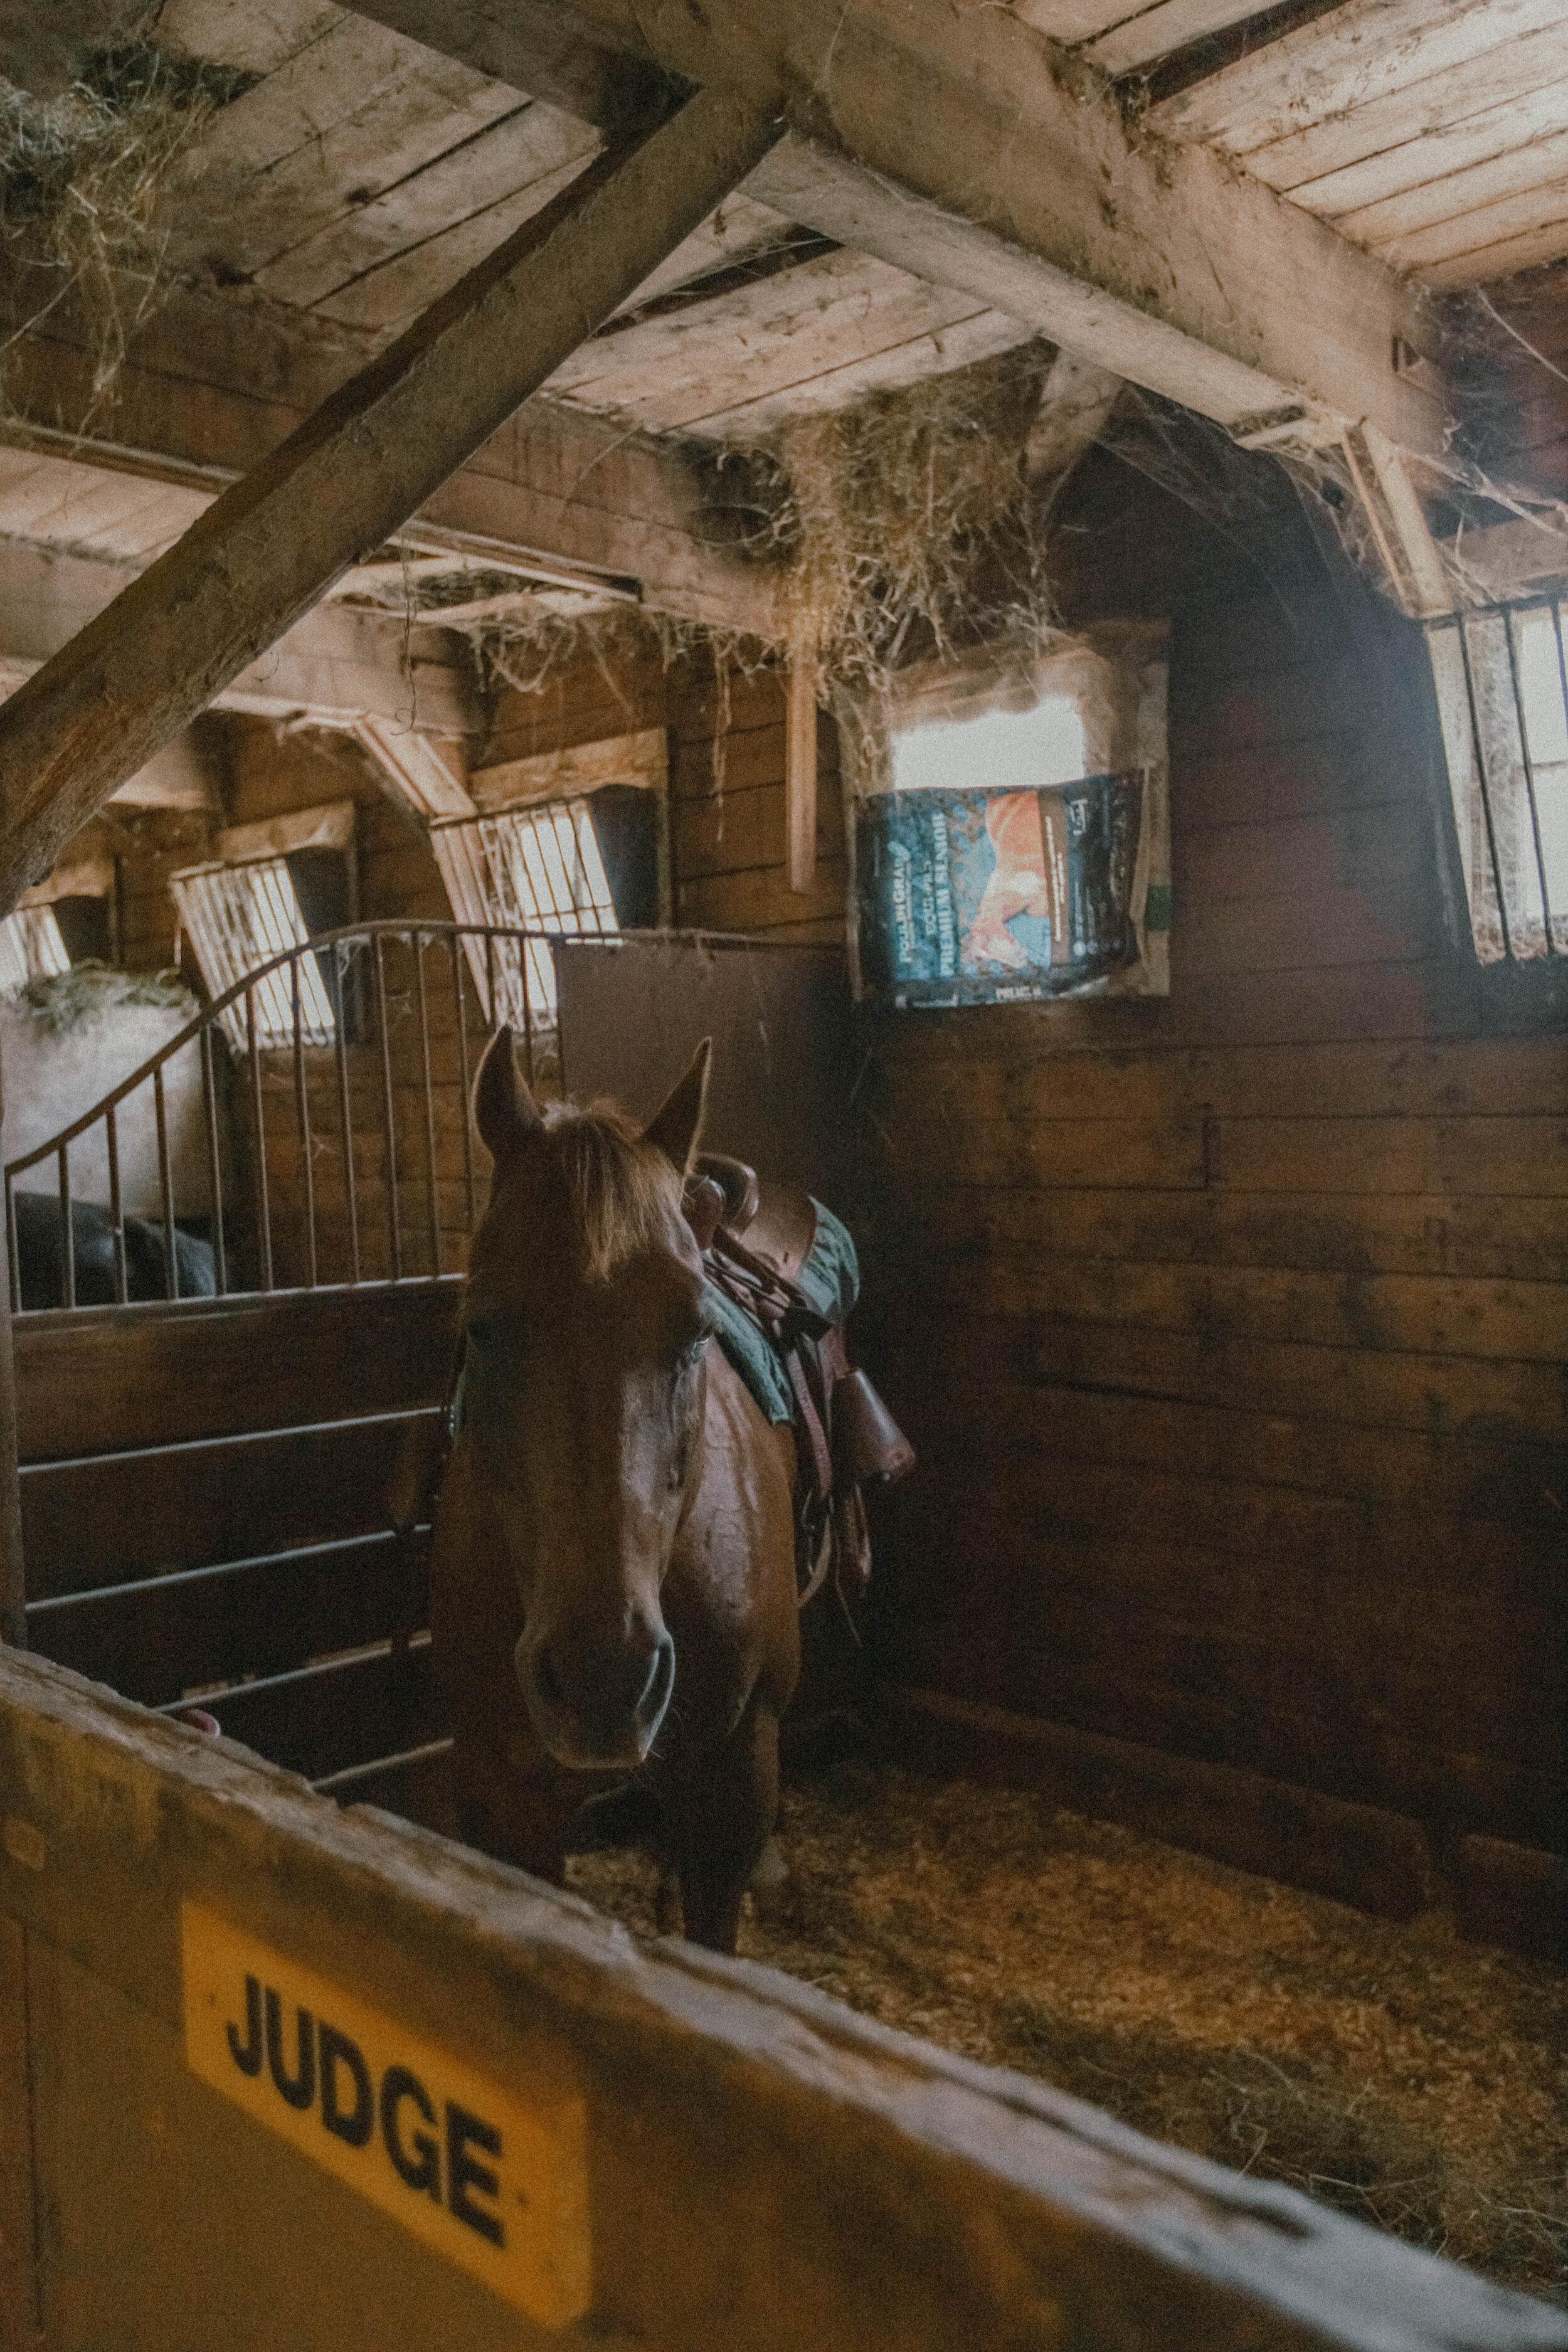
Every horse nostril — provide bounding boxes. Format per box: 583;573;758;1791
533;1646;564;1710
636;1636;675;1727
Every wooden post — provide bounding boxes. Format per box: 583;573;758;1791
0;1040;24;1650
786;661;818;896
0;88;783;914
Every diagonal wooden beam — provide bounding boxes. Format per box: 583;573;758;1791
344;0;1449;460
0;86;781;913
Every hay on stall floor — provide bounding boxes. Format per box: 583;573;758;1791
567;1760;1568;2299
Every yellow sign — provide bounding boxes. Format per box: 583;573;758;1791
182;1901;591;2326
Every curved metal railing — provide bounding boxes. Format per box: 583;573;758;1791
4;919;564;1312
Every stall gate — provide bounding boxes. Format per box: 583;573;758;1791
5;923;849;1803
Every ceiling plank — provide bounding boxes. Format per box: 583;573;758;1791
1081;0;1284;77
547;246;1029;434
1337;125;1568;253
689;310;1032;440
154;0;344;80
0;542;480;734
1391;172;1568;282
1239;18;1568;196
177;50;527;280
342;0;1448;455
1422;205;1568;287
0;0;140;93
0;90;784;909
291;112;601;325
1295;72;1568;220
1151;0;1568;156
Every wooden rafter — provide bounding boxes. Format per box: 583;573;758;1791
0;89;783;913
344;0;1449;459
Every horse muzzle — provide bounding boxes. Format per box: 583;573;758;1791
515;1618;676;1771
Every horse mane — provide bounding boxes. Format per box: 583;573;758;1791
537;1100;682;1281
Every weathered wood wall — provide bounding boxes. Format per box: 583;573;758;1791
852;452;1568;1929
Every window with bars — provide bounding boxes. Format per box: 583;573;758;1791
432;789;657;1028
170;858;338;1049
0;905;71;993
1426;595;1568;964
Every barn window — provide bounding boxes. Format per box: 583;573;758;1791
0;904;72;992
1426;596;1568;963
429;729;669;1029
170;802;358;1049
846;627;1171;1009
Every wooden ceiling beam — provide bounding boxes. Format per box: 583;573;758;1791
0;354;769;632
0;90;783;911
0;542;481;737
344;0;1449;459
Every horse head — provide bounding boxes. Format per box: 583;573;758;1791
462;1028;717;1771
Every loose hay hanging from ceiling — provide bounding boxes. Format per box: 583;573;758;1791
460;347;1059;710
741;343;1056;696
0;32;244;411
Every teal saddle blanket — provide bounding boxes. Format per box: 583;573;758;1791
704;1200;859;1426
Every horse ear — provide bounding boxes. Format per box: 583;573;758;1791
642;1037;712;1176
474;1026;543;1163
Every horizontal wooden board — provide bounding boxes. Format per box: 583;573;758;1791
1318;82;1568;233
1177;803;1429;906
9;1645;1548;2352
20;1410;435;1597
1150;0;1568;156
674;777;840;878
907;1251;1568;1360
1172;877;1429;978
675;859;847;932
896;1372;1568;1523
901;1426;1563;1599
876;1300;1568;1439
913;1635;1565;1848
1174;738;1426;832
913;1114;1208;1191
1253;18;1568;196
24;1531;426;1710
1211;1111;1568;1195
879;1177;1568;1283
1168;658;1389;755
867;1030;1568;1122
13;1281;461;1461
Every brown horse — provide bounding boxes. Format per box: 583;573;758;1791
429;1027;800;1953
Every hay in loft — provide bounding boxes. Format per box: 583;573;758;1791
738;344;1056;697
454;347;1056;724
0;34;244;410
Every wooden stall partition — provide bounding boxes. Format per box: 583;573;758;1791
1;1644;1564;2352
12;1281;461;1799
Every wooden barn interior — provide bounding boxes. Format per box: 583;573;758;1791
0;0;1565;2342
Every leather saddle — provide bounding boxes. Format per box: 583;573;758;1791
682;1154;915;1607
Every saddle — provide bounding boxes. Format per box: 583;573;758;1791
682;1155;915;1608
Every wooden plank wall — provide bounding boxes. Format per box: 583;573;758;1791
853;453;1568;1893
